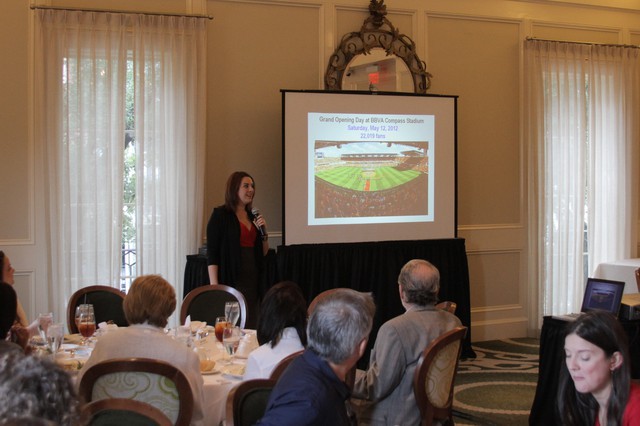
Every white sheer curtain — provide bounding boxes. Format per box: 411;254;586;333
131;15;206;302
35;10;206;322
525;39;640;317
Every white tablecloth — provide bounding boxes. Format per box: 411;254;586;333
56;330;256;426
197;331;256;426
593;258;640;294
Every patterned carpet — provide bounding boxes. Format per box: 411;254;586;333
452;338;540;426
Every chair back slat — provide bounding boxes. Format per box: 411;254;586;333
413;326;467;426
67;285;127;334
181;285;248;329
83;397;173;426
226;379;276;426
269;350;304;381
79;357;194;426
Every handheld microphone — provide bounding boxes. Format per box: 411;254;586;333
251;207;267;237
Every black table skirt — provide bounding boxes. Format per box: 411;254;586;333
275;238;475;360
183;249;278;299
529;316;640;425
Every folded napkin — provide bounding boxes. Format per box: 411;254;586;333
98;322;118;332
236;332;258;358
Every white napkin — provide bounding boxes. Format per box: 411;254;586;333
236;332;258;358
189;321;206;333
98;322;118;331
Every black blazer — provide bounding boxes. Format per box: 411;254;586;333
206;206;263;286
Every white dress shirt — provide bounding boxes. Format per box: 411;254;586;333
243;327;304;380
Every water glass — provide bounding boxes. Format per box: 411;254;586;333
222;325;241;364
175;325;192;348
47;322;64;354
37;312;53;342
225;302;240;327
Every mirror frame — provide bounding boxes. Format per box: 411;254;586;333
324;0;431;93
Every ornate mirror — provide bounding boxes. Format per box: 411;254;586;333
324;0;431;93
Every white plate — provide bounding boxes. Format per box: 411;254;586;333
220;364;245;379
61;343;80;351
201;369;221;375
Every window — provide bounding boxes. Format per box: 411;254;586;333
526;39;639;316
36;10;206;320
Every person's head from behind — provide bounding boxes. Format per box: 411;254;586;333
307;288;375;367
124;274;176;328
558;310;630;425
0;250;15;285
224;171;255;211
257;281;308;347
398;259;440;307
0;352;80;426
0;282;17;338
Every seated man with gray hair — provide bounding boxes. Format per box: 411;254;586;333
351;259;462;426
257;288;376;426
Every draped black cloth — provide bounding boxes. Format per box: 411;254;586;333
275;238;475;360
183;249;278;300
529;316;640;425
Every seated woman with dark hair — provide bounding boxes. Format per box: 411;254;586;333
243;281;307;380
558;310;640;426
78;274;205;426
0;251;44;337
0;282;27;355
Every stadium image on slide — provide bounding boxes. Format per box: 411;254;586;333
314;141;429;218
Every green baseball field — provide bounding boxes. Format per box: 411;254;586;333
316;166;421;192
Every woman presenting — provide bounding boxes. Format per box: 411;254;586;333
206;171;269;328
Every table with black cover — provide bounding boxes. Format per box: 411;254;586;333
275;238;475;359
184;238;475;359
183;249;278;299
529;316;640;425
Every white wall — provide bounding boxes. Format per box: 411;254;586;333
2;0;640;339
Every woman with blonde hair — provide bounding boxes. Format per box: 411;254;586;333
78;275;205;425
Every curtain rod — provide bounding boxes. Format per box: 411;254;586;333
525;37;640;49
30;4;213;20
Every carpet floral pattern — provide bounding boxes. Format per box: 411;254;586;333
453;338;540;426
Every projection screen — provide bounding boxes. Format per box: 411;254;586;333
282;90;457;245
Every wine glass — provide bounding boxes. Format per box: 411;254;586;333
77;304;96;345
75;304;91;333
37;312;53;342
47;322;64;354
222;325;241;364
214;316;229;343
175;325;192;348
225;302;240;327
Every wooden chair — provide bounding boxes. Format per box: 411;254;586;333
413;326;467;426
83;398;173;426
269;350;304;381
226;378;277;426
67;285;127;334
180;285;248;329
79;357;194;426
436;301;457;314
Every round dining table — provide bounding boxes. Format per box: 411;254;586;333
51;327;257;426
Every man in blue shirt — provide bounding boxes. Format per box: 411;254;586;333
257;288;375;426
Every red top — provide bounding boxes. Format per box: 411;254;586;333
239;221;257;247
594;383;640;426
